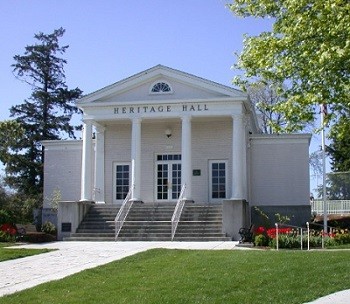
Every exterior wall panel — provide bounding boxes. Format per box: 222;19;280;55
104;123;131;204
43;141;83;208
250;136;311;206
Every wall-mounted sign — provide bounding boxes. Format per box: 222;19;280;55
113;103;209;115
193;169;201;176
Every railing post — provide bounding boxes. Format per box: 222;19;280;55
306;222;310;251
275;223;279;250
300;228;303;250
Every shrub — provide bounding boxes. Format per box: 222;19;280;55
22;233;56;243
41;221;57;235
0;210;12;225
0;230;15;242
254;234;269;247
333;231;350;245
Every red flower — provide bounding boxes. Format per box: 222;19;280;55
255;226;266;235
0;223;17;235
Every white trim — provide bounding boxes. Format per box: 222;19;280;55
76;65;246;105
250;134;312;145
42;140;82;151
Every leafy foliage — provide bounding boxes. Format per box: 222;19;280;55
229;1;350;131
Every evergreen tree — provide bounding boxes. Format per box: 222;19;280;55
2;28;82;198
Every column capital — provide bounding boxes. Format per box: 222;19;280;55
181;115;192;122
132;117;142;124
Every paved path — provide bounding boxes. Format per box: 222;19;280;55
0;241;349;303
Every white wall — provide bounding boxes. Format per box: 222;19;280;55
249;135;311;206
102;117;233;203
43;141;83;208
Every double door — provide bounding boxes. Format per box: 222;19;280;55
156;154;181;201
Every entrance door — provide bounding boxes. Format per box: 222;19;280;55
156;154;181;201
209;160;227;202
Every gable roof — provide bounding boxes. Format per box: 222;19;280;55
76;64;246;105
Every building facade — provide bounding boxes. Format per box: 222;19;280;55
42;65;311;240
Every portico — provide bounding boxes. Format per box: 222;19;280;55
80;110;249;205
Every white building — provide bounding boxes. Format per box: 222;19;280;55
42;65;311;240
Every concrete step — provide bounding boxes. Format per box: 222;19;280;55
173;236;231;241
70;232;115;238
64;236;115;241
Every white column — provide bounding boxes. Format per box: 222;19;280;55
131;118;142;201
181;115;192;201
94;125;105;203
81;121;93;201
231;114;245;200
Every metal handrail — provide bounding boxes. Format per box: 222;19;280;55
114;187;133;240
171;184;186;241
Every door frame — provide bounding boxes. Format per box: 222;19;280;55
208;159;228;203
112;162;131;204
154;153;182;202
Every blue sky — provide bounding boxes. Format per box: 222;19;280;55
0;0;273;121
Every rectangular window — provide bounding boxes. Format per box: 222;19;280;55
209;160;227;200
114;163;130;202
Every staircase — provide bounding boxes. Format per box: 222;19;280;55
117;202;175;241
64;202;231;242
64;205;119;241
173;204;231;241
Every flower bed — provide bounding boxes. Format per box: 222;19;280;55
253;226;350;249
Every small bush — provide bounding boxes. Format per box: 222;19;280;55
0;230;15;242
254;234;269;246
22;233;56;243
41;221;57;235
334;232;350;245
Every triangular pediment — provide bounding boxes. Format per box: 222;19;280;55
77;65;246;106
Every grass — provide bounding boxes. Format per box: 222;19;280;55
1;248;350;304
0;243;52;262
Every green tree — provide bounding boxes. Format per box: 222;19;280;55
229;0;350;131
2;28;82;198
325;112;350;199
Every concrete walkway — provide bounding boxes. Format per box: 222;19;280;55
0;242;349;303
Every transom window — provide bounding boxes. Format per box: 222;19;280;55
150;82;172;94
157;154;181;161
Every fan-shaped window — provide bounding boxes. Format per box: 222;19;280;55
150;82;172;94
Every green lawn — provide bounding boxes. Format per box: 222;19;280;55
1;248;350;304
0;243;52;262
